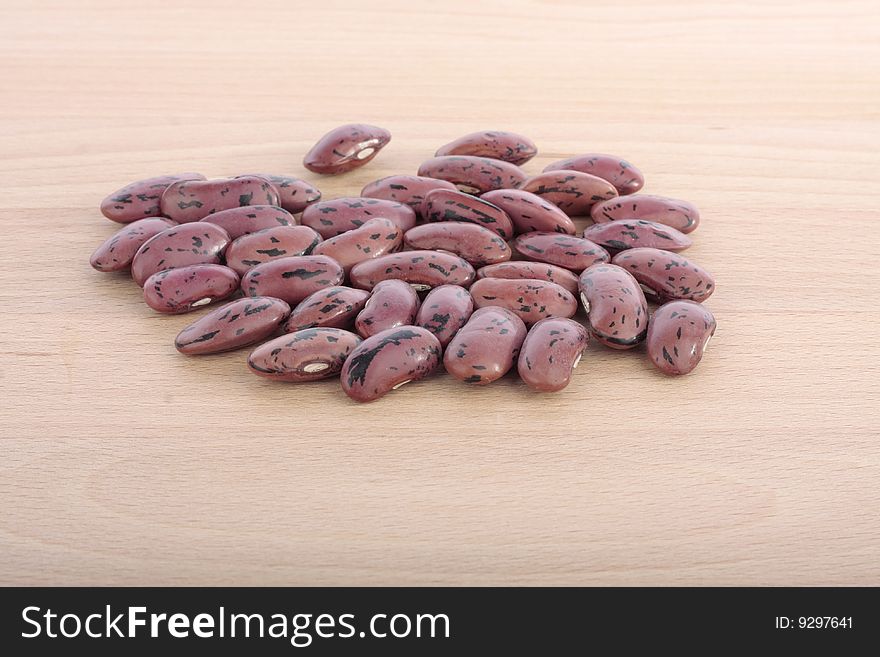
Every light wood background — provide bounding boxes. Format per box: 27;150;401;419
1;0;878;586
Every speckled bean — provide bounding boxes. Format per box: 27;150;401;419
435;130;537;165
131;222;230;287
470;278;577;325
239;174;321;213
160;176;280;224
311;217;402;273
444;306;527;385
240;255;345;305
417;156;527;194
421;188;514;239
198;205;295;240
578;264;648;350
355;280;420;338
248;328;362;382
303;123;391;174
100;173;205;223
143;264;239;314
647;301;716;375
519;171;618;217
612;248;715;302
404;222;510;267
281;286;370;333
90;217;177;272
512;232;609;272
476;262;579;295
517;318;590;392
225;225;322;275
415;284;474;348
582;219;692;253
543;154;645;195
175;296;291;355
590;194;700;233
360;175;457;217
349;250;476;291
480;189;576;235
300;197;416;238
341;326;442;402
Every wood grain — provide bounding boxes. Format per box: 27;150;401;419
0;0;878;585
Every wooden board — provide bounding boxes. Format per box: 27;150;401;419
1;0;878;585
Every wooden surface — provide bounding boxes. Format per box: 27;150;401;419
1;0;878;586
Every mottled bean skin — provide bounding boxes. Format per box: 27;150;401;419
417;156;527;194
198;205;295;240
444;306;527;385
143;264;239;314
160;176;280;224
303;123;391;174
578;264;648;350
341;326;442;402
470;278;577;325
248;328;362;382
131;223;230;286
415;284;474;348
421;188;514;239
311;217;402;273
225;225;322;275
517;318;590;392
349;250;476;291
519;170;618;217
647;301;716;375
301;197;416;238
612;248;715;302
282;286;370;333
476;262;579;294
355;279;421;338
512;232;609;272
590;194;700;234
361;175;457;217
582;219;692;253
435;130;537;165
240;255;345;305
90;217;177;272
100;173;205;223
239;174;321;213
480;189;576;235
543;154;644;195
175;296;291;355
404;222;510;267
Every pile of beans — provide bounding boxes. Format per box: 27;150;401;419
91;124;716;402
